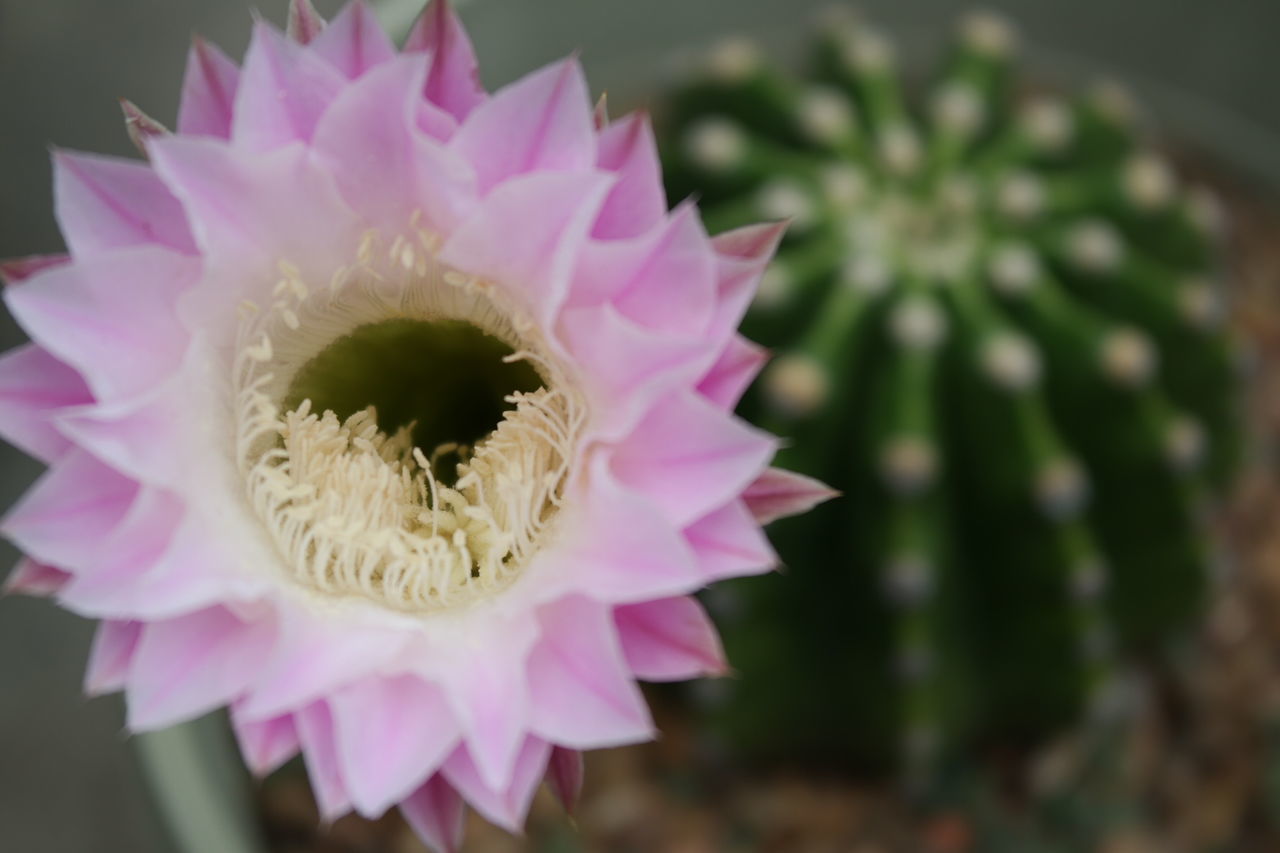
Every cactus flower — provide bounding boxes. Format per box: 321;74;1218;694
0;1;830;847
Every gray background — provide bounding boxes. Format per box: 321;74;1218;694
1;1;1277;850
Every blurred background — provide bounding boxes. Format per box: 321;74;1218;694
1;1;1278;850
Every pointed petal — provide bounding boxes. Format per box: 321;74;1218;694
527;595;654;749
232;21;347;151
441;737;550;833
611;390;777;528
310;1;395;79
684;499;779;581
230;704;300;776
544;747;584;815
404;0;485;121
450;58;594;193
743;467;839;525
615;596;727;681
401;774;466;853
126;605;274;730
1;449;138;571
594;113;667;238
709;221;786;339
84;619;142;695
328;675;460;816
0;344;91;463
3;559;72;597
295;701;353;821
178;38;240;138
4;248;199;402
120;100;170;158
53;151;196;256
698;336;768;410
438;170;613;326
311;54;472;237
286;0;326;44
0;254;69;285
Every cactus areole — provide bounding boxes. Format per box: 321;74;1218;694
660;9;1240;771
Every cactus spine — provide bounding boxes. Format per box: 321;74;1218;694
661;9;1240;773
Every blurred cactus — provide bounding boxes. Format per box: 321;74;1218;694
659;9;1241;774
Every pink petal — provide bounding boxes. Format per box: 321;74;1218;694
594;112;667;238
3;559;72;597
743;467;839;525
0;344;91;463
684;499;779;581
403;0;485;122
615;596;727;681
544;747;584;815
5;248;199;402
126;605;275;730
611;390;777;528
310;1;396;79
178;38;241;138
449;58;595;194
84;619;142;695
526;595;654;749
311;54;472;237
53;151;196;256
708;221;787;340
1;448;138;571
698;335;768;410
328;675;460;816
401;774;466;853
55;391;190;490
286;0;326;45
0;254;70;284
441;737;550;833
295;700;354;821
232;21;347;152
120;99;170;158
230;704;300;775
438;170;613;327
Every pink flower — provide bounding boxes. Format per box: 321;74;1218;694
0;1;832;848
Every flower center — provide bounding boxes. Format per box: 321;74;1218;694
233;245;584;611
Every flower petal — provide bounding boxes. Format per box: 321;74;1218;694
0;344;91;463
84;619;142;695
698;335;768;410
543;747;584;815
615;596;727;681
401;773;466;853
441;737;550;833
295;700;353;821
684;498;779;582
594;112;667;238
743;467;840;525
230;704;300;775
309;1;396;79
178;38;241;138
0;254;70;284
526;595;654;749
450;58;594;193
403;0;485;122
53;151;196;256
708;220;787;340
3;559;72;598
286;0;326;45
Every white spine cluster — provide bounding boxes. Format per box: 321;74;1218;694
798;87;858;145
684;117;747;172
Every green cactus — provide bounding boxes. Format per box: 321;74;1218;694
659;9;1241;774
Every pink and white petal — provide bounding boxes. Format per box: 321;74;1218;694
440;737;550;833
684;498;779;582
543;747;584;815
708;221;787;340
1;448;138;571
0;344;91;463
55;392;192;493
0;253;70;284
126;605;275;730
286;0;326;45
743;467;839;525
449;58;595;194
311;54;473;237
231;21;347;152
230;704;301;776
403;0;485;122
526;595;654;749
698;335;768;410
309;1;396;79
53;151;196;256
5;248;199;402
438;170;613;327
615;596;727;681
611;390;777;528
3;559;72;598
84;619;142;695
295;701;354;821
593;112;667;239
328;675;460;817
178;38;240;138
